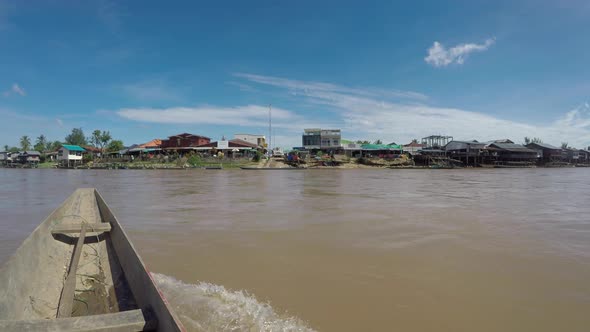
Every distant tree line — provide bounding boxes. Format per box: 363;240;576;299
523;137;543;145
3;128;125;155
355;139;384;144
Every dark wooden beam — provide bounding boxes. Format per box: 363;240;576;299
57;223;87;318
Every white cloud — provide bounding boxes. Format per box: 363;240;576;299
56;118;64;127
118;105;300;128
115;104;339;149
2;83;26;97
237;73;590;148
234;73;428;101
113;73;590;149
12;83;25;96
425;38;495;67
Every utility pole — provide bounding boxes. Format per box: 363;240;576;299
268;104;272;156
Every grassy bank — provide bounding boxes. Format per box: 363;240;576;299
37;162;58;169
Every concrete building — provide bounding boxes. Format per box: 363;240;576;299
233;134;266;148
302;129;341;150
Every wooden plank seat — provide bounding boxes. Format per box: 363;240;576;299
0;309;156;331
51;223;111;234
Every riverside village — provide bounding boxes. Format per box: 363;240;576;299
2;127;590;170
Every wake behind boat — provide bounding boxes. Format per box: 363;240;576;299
0;188;185;331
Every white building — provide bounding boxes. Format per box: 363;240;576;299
58;145;86;166
233;134;266;147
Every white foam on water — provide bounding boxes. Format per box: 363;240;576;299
152;273;315;332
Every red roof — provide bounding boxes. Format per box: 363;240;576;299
82;146;102;153
167;133;210;139
138;139;162;148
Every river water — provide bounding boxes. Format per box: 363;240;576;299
0;168;589;331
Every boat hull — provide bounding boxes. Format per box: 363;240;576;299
0;188;185;331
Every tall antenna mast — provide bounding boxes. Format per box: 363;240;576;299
268;104;272;155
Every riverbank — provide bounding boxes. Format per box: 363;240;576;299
2;157;587;170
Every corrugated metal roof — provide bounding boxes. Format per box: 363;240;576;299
61;144;86;152
361;143;403;150
489;143;536;152
527;142;560;150
447;141;486;148
404;142;425;147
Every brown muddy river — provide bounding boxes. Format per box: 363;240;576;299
1;168;589;331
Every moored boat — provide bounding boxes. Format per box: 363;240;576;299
240;166;305;170
0;188;185;331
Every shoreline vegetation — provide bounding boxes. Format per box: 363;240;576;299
5;156;589;170
2;128;590;170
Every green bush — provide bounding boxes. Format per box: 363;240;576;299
187;154;201;166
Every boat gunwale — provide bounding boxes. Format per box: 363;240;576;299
93;188;186;332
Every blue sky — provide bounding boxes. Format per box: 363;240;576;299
1;0;590;149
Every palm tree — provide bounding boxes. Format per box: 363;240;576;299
20;136;31;151
3;144;8;152
35;135;47;152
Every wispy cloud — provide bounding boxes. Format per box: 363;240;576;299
0;109;44;122
56;118;64;127
119;80;183;102
118;105;295;127
2;83;26;97
425;38;495;67
226;81;258;93
234;73;428;101
114;73;590;148
236;73;590;148
115;104;337;136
